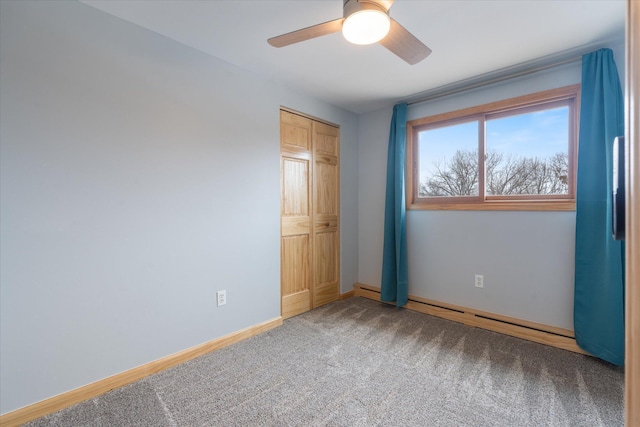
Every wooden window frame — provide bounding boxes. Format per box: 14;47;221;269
407;84;580;211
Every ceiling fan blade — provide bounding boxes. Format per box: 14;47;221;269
379;18;432;65
377;0;394;12
268;18;344;48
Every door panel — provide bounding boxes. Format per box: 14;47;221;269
312;121;340;309
282;158;310;217
315;160;338;215
280;111;313;319
313;282;339;308
282;290;311;319
281;235;311;318
282;235;310;295
314;231;337;286
315;124;339;156
282;217;311;236
281;111;311;151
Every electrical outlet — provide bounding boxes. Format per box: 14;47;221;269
475;274;484;288
216;290;227;307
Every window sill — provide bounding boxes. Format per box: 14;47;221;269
407;200;576;211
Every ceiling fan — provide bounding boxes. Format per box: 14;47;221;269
267;0;432;65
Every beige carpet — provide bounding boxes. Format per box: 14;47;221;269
27;297;624;426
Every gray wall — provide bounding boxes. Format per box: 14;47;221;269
0;0;358;414
358;42;625;331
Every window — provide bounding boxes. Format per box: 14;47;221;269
407;85;579;211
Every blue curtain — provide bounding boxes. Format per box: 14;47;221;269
381;103;409;307
574;48;625;366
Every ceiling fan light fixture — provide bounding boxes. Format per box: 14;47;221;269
268;0;432;65
342;9;390;45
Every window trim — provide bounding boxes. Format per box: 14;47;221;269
406;84;580;211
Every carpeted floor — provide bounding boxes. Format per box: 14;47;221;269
27;297;624;426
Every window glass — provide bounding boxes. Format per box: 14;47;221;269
418;120;479;197
485;106;569;196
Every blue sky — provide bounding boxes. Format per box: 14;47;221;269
418;106;569;183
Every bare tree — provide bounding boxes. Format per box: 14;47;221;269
547;152;569;193
487;154;535;195
420;150;568;197
419;150;479;196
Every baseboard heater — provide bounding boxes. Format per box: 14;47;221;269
353;283;587;355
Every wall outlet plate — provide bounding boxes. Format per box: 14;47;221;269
216;290;227;306
475;274;484;288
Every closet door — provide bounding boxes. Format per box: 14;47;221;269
280;110;339;318
312;121;340;308
280;111;313;319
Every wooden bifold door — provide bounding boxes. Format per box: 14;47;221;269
280;110;340;319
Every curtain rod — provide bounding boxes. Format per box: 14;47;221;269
401;40;621;106
404;55;582;106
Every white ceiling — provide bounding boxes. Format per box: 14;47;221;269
81;0;626;114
